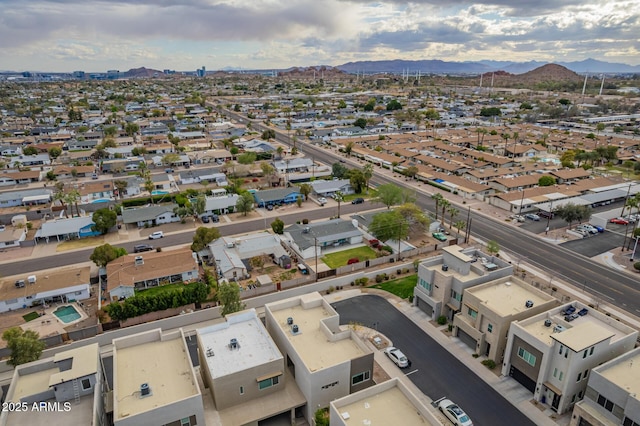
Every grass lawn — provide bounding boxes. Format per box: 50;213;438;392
370;274;417;299
56;236;105;252
322;246;378;268
22;311;40;322
136;282;186;297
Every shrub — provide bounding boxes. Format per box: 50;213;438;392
302;218;309;224
408;295;414;303
381;245;393;253
375;274;384;283
472;353;480;358
634;262;640;271
482;359;497;369
437;315;447;325
397;269;402;275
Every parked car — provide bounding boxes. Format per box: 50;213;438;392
318;197;327;205
201;215;210;223
524;213;540;221
590;224;604;233
148;231;164;239
347;258;360;265
609;217;629;225
369;239;380;248
514;215;525;222
211;214;220;223
266;204;274;211
133;244;154;253
432;232;448;242
384;347;410;368
351;197;364;204
576;224;598;234
437;398;473;426
538;210;554;219
624;215;637;223
574;229;589;238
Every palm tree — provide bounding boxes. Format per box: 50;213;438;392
114;180;128;199
53;185;68;218
431;193;444;220
447;206;459;229
440;199;451;224
363;163;373;194
334;191;344;218
511;131;519;158
65;189;80;217
454;220;466;235
501;132;510;157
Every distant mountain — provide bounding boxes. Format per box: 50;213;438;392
336;58;640;75
123;67;163;78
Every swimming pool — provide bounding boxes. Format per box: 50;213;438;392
151;190;169;195
53;305;81;323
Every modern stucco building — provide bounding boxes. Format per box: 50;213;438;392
265;292;374;423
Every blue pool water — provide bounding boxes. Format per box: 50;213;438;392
151;190;169;195
53;305;81;323
91;198;110;203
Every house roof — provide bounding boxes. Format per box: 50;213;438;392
121;204;178;223
36;216;95;239
49;343;100;386
253;188;301;203
285;218;362;250
204;194;239;211
0;188;52;203
0;267;90;302
106;248;198;291
310;179;352;193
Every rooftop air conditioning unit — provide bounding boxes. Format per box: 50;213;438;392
441;264;449;272
544;319;552;327
229;338;239;350
525;300;534;308
140;383;151;397
553;325;566;333
292;324;299;334
303;227;310;234
287;317;294;325
134;256;144;266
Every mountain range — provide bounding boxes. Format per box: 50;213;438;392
335;58;640;75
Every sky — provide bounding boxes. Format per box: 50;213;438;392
0;0;639;72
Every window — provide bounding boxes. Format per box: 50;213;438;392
74;291;83;295
583;350;588;358
590;347;594;356
577;373;582;382
517;347;536;366
419;278;432;292
239;386;244;395
487;324;493;333
258;375;280;390
559;371;563;381
559;345;563;355
451;290;462;302
623;417;640;426
467;307;478;319
352;371;371;385
597;395;615;413
553;368;558;378
583;370;589;380
180;418;193;426
81;378;91;390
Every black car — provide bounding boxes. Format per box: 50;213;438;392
133;244;154;253
351;197;364;204
201;215;210;223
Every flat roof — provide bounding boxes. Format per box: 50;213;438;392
552;322;614;352
269;294;365;372
425;264;480;282
10;368;59;402
335;386;429;425
469;280;553;317
598;350;640;397
114;331;199;420
49;343;99;387
442;245;473;262
197;309;282;378
0;266;90;301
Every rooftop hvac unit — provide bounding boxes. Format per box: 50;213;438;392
525;300;534;308
553;325;566;333
140;383;151;397
134;256;144;265
292;324;299;334
441;264;449;272
287;317;294;325
544;319;552;327
229;338;239;350
206;348;214;357
303;227;310;234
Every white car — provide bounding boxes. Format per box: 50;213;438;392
576;224;598;234
384;346;410;368
318;197;327;205
148;231;164;240
438;398;473;426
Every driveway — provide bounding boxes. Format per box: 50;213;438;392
332;295;536;426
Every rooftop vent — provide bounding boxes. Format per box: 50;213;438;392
287;317;294;325
553;325;566;333
544;319;552;327
441;264;449;272
292;324;299;334
302;226;310;234
229;338;239;350
140;383;151;397
525;300;534;308
134;256;144;266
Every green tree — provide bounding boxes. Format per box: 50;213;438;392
114;180;128;199
374;183;403;209
271;217;284;234
261;129;276;141
369;210;409;242
362;163;373;193
261;162;275;177
90;243;127;267
299;183;312;202
48;146;62;162
23;146;38;155
125;122;139;137
447;205;459;229
480;107;501;117
486;240;500;257
555;203;584;229
193;195;206;216
237;152;257;164
348;169;366;194
314;408;330;426
334;191;344;218
538;176;556;186
219;282;245;316
344;141;355;157
103;126;117;137
191;227;221;252
92;208;117;234
396;203;430;234
386;99;402;111
162;153;181;165
236;192;255;216
2;328;46;366
332;162;349;179
354;118;367;129
439;198;451;223
431;193;444;220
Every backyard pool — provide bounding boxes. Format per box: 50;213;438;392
53;305;81;323
151;190;169;195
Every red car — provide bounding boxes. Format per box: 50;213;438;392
609;218;629;225
347;258;360;265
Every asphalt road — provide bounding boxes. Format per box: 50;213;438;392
332;295;536;426
1;201;377;276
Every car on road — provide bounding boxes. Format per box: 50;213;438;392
318;197;327;205
133;244;154;253
0;224;5;231
437;398;473;426
432;232;448;242
148;231;164;239
609;217;629;225
384;346;410;368
524;213;540;221
351;197;364;204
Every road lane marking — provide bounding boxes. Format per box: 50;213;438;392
405;369;419;376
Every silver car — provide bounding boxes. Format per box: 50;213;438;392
384;346;410;368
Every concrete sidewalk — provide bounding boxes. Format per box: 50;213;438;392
324;289;567;426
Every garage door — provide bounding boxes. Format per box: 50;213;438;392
417;298;433;316
509;365;536;393
456;328;477;350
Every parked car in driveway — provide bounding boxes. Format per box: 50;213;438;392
201;215;210;223
610;217;629;225
148;231;164;239
432;232;448;242
524;213;540;221
384;346;410;368
437;398;473;426
318;197;327;205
